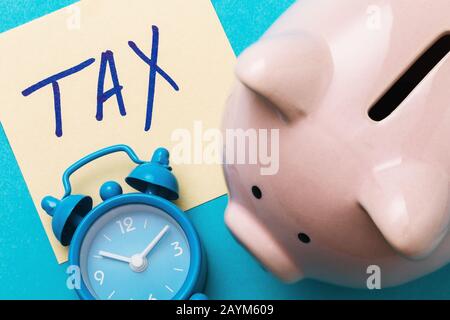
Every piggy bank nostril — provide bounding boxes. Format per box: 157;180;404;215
298;233;311;244
251;185;262;199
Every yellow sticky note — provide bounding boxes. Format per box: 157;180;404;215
0;0;235;262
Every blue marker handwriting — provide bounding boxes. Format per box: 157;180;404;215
22;25;179;137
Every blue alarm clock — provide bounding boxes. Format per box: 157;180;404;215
41;145;207;300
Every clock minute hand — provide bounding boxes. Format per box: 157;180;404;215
139;225;170;258
98;250;132;263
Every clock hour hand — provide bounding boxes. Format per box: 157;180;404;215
98;250;132;263
139;225;170;258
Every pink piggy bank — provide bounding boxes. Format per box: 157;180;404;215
222;0;450;288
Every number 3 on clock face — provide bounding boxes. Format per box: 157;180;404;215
75;203;192;300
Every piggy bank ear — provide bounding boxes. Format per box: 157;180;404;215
236;32;333;121
358;159;449;259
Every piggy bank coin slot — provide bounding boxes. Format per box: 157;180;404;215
369;33;450;121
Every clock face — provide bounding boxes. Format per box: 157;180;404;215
79;204;191;300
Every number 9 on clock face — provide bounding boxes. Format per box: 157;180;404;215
77;204;191;300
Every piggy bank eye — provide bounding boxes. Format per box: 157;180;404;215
298;233;311;244
251;186;262;199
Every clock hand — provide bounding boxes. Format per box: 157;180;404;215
98;250;132;263
138;225;170;258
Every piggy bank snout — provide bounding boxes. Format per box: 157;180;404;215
225;202;303;282
235;32;334;121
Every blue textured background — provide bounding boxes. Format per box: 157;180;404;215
1;0;450;299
